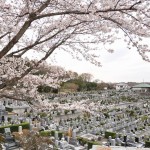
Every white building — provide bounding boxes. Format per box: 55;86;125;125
115;83;129;91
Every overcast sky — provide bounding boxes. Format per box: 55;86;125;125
25;36;150;83
48;39;150;83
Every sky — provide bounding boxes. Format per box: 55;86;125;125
24;33;150;83
48;39;150;83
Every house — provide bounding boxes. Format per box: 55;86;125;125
115;83;129;91
131;83;150;92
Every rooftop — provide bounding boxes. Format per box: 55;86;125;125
132;83;150;88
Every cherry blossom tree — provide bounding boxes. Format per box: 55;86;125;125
0;57;69;105
0;0;150;103
80;73;93;82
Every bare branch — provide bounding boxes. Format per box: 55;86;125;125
114;0;122;9
130;1;141;9
0;32;11;40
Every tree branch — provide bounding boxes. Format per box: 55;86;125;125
35;6;138;20
36;0;51;14
0;0;52;59
0;18;34;59
0;35;71;90
0;94;26;101
0;32;11;40
7;21;85;57
130;1;141;9
114;0;122;9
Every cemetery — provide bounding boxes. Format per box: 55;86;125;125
1;0;150;149
0;89;150;149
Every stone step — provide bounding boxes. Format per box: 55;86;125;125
4;142;20;150
7;146;20;150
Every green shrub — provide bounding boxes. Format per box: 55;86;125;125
103;113;109;118
5;107;13;112
100;122;105;125
40;130;63;140
71;110;75;114
77;137;83;144
40;131;51;136
64;110;69;115
77;137;100;149
51;130;55;136
81;138;87;145
26;112;31;117
145;141;150;148
141;115;148;122
8;118;11;122
88;141;99;150
0;122;30;133
58;132;63;140
38;112;47;118
105;131;116;139
77;137;87;145
57;112;60;116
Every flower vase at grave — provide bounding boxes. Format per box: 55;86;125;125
111;139;116;146
30;124;33;131
55;131;58;140
18;126;22;134
36;122;41;129
67;136;70;143
55;140;59;147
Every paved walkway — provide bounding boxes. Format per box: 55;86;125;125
90;146;150;150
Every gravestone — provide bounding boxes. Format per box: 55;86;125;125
72;130;76;139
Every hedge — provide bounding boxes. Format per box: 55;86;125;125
58;132;63;140
105;131;116;139
5;107;13;112
145;141;150;148
88;141;100;150
77;137;87;145
40;131;51;137
51;130;55;136
0;122;30;134
77;137;100;150
40;130;63;140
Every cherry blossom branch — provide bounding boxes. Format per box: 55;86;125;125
0;0;52;59
35;8;133;20
120;10;150;28
7;21;87;57
0;32;11;40
7;28;62;57
114;0;122;9
0;0;143;59
0;16;34;59
0;34;71;90
119;25;150;62
0;94;26;101
130;1;141;9
35;2;141;20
